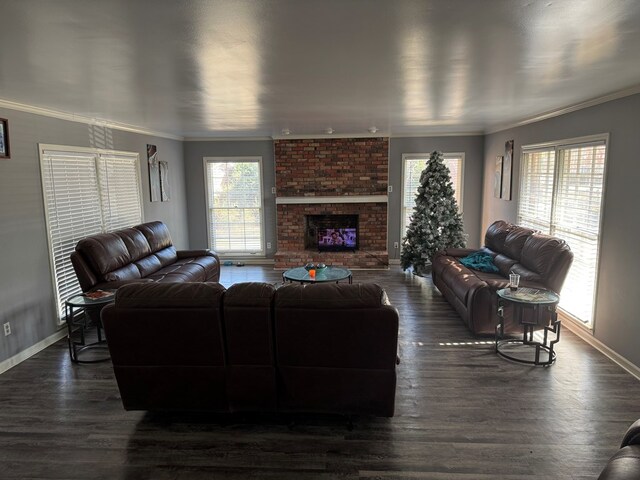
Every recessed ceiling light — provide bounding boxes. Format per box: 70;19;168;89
325;127;334;134
368;126;378;134
281;128;291;135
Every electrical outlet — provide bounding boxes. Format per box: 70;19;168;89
3;322;10;336
271;187;276;194
267;242;272;249
393;242;399;249
388;185;393;193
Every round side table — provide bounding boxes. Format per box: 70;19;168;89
495;287;560;366
282;266;353;284
65;292;115;364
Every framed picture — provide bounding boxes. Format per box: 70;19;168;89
0;118;10;159
147;144;161;202
159;160;170;202
501;140;514;200
494;156;503;198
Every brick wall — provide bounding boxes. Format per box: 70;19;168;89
274;137;389;269
275;138;388;196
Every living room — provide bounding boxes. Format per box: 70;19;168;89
2;1;640;478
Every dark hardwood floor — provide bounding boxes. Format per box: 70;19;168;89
1;266;638;479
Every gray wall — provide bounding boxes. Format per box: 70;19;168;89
482;93;640;368
183;140;277;257
388;136;485;260
0;106;188;364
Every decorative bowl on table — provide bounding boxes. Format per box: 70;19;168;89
304;263;315;271
315;263;327;272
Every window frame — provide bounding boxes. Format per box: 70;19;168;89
202;156;266;257
39;144;143;322
400;152;465;245
518;133;609;331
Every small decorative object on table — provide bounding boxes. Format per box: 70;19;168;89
304;263;315;271
315;262;327;271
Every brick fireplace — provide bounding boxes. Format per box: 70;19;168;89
274;138;389;269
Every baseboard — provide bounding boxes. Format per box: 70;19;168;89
0;329;67;375
562;314;640;381
220;258;275;266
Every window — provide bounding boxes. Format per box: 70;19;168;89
204;157;264;255
518;136;607;327
402;153;464;238
40;146;142;320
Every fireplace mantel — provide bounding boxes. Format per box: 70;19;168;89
275;195;388;205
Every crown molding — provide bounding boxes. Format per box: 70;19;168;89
390;131;484;138
0;98;184;141
486;84;640;135
184;136;274;142
272;133;389;140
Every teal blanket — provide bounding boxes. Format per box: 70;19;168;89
459;251;499;273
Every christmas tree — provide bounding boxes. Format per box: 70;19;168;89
401;151;466;273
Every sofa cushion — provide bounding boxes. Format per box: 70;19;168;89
492;253;518;277
154;246;178;266
103;263;142;282
76;233;132;275
115;228;152;262
484;220;514;254
503;226;537;261
136;221;173;253
114;281;224;309
134;255;163;277
520;233;568;277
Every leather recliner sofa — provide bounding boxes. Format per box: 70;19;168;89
70;221;220;292
431;220;573;335
101;281;399;417
598;419;640;479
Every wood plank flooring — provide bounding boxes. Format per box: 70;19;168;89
1;266;639;479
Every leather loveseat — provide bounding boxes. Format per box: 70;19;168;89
598;419;640;479
431;220;573;335
70;221;220;292
101;281;399;417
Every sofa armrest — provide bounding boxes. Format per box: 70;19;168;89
176;249;218;259
621;419;640;447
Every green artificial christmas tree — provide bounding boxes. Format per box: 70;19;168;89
401;151;466;274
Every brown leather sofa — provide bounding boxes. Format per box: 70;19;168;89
101;281;399;417
431;220;573;335
598;419;640;479
70;221;220;292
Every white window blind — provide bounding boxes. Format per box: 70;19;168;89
40;147;142;320
518;138;606;326
402;153;464;238
205;158;264;255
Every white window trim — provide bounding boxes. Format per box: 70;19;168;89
203;156;266;257
39;144;143;323
519;133;609;331
400;152;465;245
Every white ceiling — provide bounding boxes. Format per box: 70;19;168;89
2;0;640;139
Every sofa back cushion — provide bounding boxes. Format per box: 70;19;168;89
503;225;537;260
224;282;276;365
520;233;573;293
274;283;398;370
136;221;173;253
484;220;513;254
115;228;152;261
76;232;133;277
103;282;226;366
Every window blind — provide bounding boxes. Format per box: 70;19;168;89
518;139;606;326
40;148;142;320
205;159;264;254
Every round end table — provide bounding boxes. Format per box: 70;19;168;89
65;291;115;364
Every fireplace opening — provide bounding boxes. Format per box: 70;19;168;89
305;214;359;252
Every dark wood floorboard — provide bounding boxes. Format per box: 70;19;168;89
1;266;639;479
